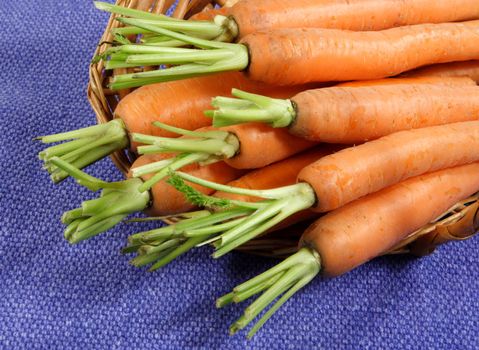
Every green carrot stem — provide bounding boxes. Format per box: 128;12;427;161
129;158;176;178
152;121;230;140
129;207;251;244
94;1;178;21
39;138;93;160
216;292;235;308
233;272;285;304
126;209;211;223
149;235;207;271
223;248;320;337
116;18;223;38
101;18;248;89
105;60;139;70
62;208;84;224
49;159;150;243
137;153;212;193
247;273;316;339
38;119;128;182
172;171;312;200
184;217;248;237
130;246;178;268
138;238;183;256
126;49;234;65
207;88;296;128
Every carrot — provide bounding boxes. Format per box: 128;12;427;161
167;121;479;257
405;60;479;83
106;19;479;87
218;162;479;338
189;6;230;21
208;79;479;143
129;122;315;192
96;0;479;43
37;72;303;182
45;153;243;244
336;76;477;87
124;147;340;271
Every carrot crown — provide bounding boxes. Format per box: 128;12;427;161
130;122;240;192
49;157;150;244
217;247;320;338
94;1;238;43
37;119;128;183
205;88;296;128
167;171;316;258
96;17;248;90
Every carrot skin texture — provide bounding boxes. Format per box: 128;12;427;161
298;121;479;212
301;162;479;277
290;83;479;143
242;21;479;85
406;60;479;83
221;123;316;169
231;0;479;38
130;154;244;215
337;76;477;87
115;72;304;150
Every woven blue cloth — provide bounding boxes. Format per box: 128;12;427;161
1;1;478;348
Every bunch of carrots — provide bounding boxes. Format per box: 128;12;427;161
37;1;479;338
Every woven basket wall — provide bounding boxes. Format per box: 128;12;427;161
87;1;479;257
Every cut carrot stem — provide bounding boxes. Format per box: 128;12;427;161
37;119;128;183
207;88;295;127
167;171;315;256
49;157;150;244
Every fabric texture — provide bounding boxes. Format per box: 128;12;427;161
0;1;478;349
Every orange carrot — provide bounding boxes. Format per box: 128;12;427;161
233;0;479;38
38;72;304;182
113;20;479;87
102;0;479;44
220;123;315;169
208;79;479;143
242;22;479;85
220;162;479;338
337;76;476;87
405;60;479;83
169;121;479;258
299;121;479;212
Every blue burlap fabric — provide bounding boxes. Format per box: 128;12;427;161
0;1;478;348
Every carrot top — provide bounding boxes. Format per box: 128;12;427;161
96;17;248;90
37;119;128;183
130;122;240;192
167;171;316;257
217;247;320;338
205;88;296;127
94;1;235;42
48;157;150;244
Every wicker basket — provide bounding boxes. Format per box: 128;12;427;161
87;1;479;257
